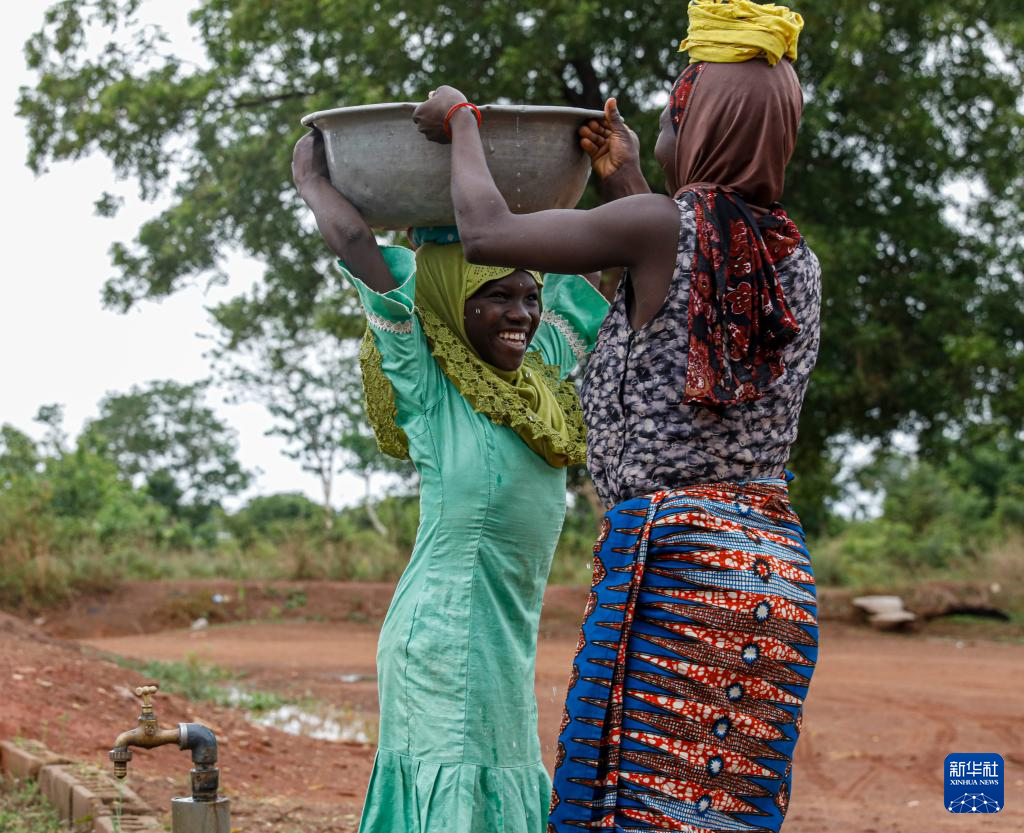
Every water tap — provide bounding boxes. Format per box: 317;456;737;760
109;683;221;801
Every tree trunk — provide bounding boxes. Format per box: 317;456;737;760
320;473;334;531
364;475;388;537
560;57;605;111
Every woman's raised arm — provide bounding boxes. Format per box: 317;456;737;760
292;129;396;293
412;87;678;281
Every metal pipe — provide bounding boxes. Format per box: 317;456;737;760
178;722;219;801
171;796;231;833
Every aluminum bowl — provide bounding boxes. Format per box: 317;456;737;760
300;102;603;229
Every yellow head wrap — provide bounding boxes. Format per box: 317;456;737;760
680;0;804;66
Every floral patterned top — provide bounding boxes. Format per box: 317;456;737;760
581;192;822;508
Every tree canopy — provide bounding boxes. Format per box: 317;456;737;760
82;379;250;516
222;318;412;526
18;0;1024;524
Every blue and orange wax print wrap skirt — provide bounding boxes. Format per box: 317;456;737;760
549;477;818;833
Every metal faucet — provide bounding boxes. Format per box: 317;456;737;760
109;685;181;778
109;683;230;831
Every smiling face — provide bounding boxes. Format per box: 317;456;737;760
654;104;678;195
463;270;541;371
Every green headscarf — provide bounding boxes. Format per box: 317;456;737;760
359;242;587;468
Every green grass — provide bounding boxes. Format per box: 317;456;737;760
110;654;288;713
921;610;1024;644
0;776;62;833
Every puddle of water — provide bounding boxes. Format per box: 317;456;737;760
227;686;376;743
337;673;375;684
248;704;374;743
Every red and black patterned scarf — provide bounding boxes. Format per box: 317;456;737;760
668;61;706;128
685;188;802;405
670;61;803;407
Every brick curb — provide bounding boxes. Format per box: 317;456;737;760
1;738;162;832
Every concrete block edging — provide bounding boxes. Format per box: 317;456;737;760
1;738;161;832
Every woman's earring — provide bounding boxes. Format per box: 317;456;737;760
474;308;481;315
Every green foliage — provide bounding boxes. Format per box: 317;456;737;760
0;426;40;484
118;655;287;713
32;405;68;455
0;396;420;608
227;491;324;546
0;425;159;609
0;380;262;609
82;379;251;520
551;494;602;585
814;437;1024;587
0;774;63;833
0;384;246;609
221;324;413;518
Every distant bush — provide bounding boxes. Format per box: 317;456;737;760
3;408;1022;611
226;492;324;547
551;497;601;585
813;445;1024;589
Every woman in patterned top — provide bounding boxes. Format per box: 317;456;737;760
292;129;608;833
413;3;820;830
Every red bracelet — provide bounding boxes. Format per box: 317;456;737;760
443;102;483;139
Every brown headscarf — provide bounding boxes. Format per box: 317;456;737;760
670;58;803;215
667;58;805;407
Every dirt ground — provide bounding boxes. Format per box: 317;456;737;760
2;580;1023;832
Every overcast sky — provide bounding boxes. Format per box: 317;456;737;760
1;1;371;508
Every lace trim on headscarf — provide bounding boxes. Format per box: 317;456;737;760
358;312;587;467
419;308;587;467
359;327;411;460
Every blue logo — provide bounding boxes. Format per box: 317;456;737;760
944;753;1004;814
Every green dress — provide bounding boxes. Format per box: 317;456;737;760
340;247;608;833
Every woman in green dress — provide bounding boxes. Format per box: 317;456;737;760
292;129;608;832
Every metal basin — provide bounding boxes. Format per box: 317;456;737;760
301;103;603;229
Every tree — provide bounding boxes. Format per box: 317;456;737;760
1;409;173;569
18;0;1024;528
227;491;323;546
222;320;411;531
82;380;251;520
0;426;40;487
33;404;68;456
337;426;414;537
